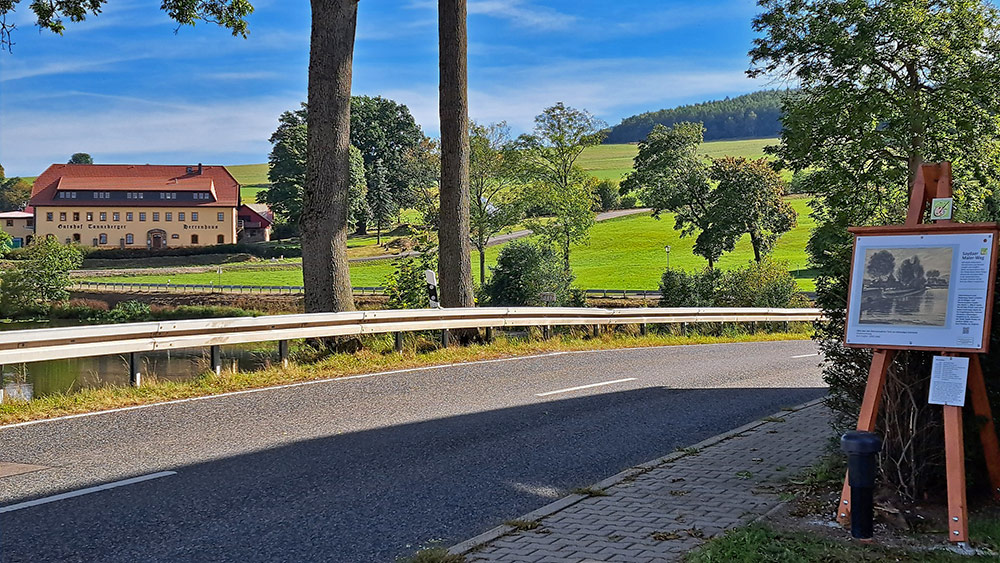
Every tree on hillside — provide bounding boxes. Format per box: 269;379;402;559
438;0;474;308
469;121;525;283
349;95;423;236
710;156;796;263
0;236;83;315
261;105;366;229
623;122;727;268
365;159;396;244
68;153;93;164
749;0;1000;500
520;103;605;272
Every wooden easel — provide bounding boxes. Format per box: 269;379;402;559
836;162;1000;543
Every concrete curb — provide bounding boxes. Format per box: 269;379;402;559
448;396;829;556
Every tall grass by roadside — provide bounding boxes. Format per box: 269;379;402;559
0;326;811;426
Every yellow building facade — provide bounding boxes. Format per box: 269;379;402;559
0;210;35;247
30;164;250;249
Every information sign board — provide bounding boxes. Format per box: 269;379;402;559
845;225;998;352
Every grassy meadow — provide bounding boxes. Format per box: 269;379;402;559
576;138;779;181
83;196;816;291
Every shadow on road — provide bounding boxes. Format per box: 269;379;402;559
1;385;826;563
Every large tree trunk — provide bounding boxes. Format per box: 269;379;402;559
301;0;358;314
438;0;475;308
750;231;762;263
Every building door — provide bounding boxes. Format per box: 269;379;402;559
147;229;166;249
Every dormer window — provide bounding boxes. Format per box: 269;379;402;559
126;192;144;200
159;192;177;200
58;191;78;199
92;192;111;199
193;192;211;200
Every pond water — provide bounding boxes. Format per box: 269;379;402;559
859;287;950;326
1;320;275;398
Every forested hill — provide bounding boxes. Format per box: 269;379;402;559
604;90;789;144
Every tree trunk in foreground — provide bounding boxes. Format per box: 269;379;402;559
438;0;475;308
301;0;358;313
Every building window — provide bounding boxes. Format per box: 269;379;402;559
99;233;107;245
171;234;180;239
126;212;133;221
86;212;93;221
92;192;110;199
159;192;178;200
100;212;107;222
126;234;134;245
59;212;67;221
46;212;53;221
191;234;199;244
153;212;160;221
26;219;33;227
72;234;80;243
178;212;185;221
58;191;78;199
139;212;147;221
217;212;225;222
4;219;11;227
113;212;120;222
126;192;144;200
191;212;199;221
165;212;173;222
193;192;212;200
72;212;80;222
217;234;225;244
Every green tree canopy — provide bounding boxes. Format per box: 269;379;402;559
749;0;1000;500
68;153;93;164
0;176;31;212
519;103;604;272
260;105;366;229
469;121;526;283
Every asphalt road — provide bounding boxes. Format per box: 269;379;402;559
0;340;825;562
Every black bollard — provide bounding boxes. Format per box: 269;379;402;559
841;430;883;540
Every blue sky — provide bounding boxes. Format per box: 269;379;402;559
0;0;768;176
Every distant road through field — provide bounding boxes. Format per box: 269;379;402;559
0;340;825;562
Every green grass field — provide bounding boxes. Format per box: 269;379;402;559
84;196;816;291
577;138;778;181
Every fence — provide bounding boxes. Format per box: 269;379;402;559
72;281;662;299
0;306;822;368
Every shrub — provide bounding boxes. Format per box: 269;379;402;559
384;249;438;309
482;240;575;306
5;242;304;261
715;259;800;308
619;193;639;209
49;299;109;320
0;237;83;316
593;179;621;211
102;300;152;323
658;268;717;307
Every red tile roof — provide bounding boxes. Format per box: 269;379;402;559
30;164;240;208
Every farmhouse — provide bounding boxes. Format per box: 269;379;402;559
29;164;271;249
0;206;35;248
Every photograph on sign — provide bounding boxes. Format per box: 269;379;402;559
845;231;995;351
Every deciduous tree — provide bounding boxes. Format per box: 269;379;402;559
749;0;1000;500
261;105;366;229
710;156;795;263
68;153;93;164
469;121;525;283
520;103;604;272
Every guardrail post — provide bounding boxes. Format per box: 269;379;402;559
751;321;757;334
592;325;600;338
129;353;141;387
394;332;403;353
441;329;450;348
279;340;289;368
784;321;790;333
543;325;551;340
640;323;647;336
681;322;688;336
210;345;222;375
485;327;494;343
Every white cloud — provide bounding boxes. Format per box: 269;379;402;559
1;95;299;175
406;0;577;30
0;55;152;82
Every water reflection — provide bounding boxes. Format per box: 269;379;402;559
859;288;948;326
2;322;275;398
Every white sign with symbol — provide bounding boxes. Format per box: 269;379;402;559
928;356;969;407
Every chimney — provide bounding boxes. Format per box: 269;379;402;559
198;163;203;175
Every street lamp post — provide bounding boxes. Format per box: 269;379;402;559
665;245;671;270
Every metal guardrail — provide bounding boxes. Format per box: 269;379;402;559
72;281;663;299
0;306;822;364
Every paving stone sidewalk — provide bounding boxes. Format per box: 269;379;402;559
451;399;834;562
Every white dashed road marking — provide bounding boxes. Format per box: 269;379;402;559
536;378;637;397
